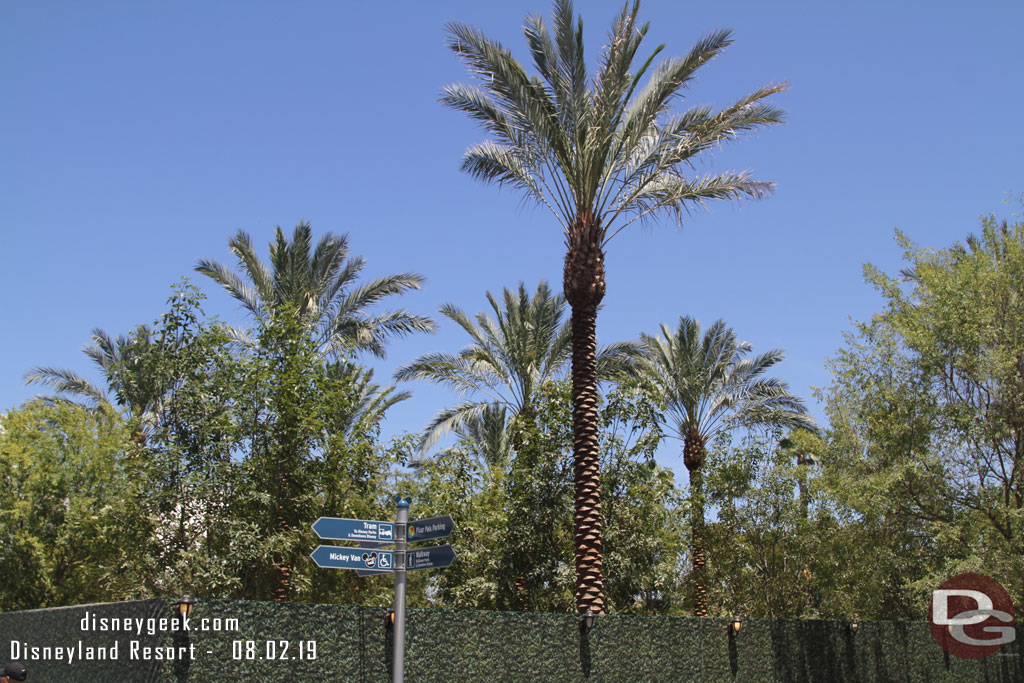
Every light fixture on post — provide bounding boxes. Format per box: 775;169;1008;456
579;609;596;634
175;595;196;625
850;621;859;634
385;609;395;631
730;616;743;635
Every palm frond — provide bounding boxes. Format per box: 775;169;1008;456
24;366;110;408
396;281;580;452
195;258;265;318
227;230;275;309
419;400;495;454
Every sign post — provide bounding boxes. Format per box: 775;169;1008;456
392;497;410;683
309;499;456;683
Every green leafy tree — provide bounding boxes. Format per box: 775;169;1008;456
703;430;847;619
0;401;135;609
196;221;435;357
402;438;507;610
635;317;813;616
499;380;576;612
598;387;685;614
406;379;686;614
195;224;425;600
443;0;785;613
821;210;1024;610
126;283;247;599
225;303;412;603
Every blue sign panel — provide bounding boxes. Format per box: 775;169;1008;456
406;544;456;571
407;515;455;543
311;545;394;572
312;517;395;543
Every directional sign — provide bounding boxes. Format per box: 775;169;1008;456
407;515;455;543
311;545;394;572
312;517;394;544
406;544;456;571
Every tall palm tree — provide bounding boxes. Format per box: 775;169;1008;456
394;281;637;454
636;317;815;616
196;221;435;358
442;0;785;613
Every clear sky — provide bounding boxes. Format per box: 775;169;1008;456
3;1;1023;468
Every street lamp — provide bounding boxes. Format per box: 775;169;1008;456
579;609;596;634
175;595;196;625
176;595;196;620
730;616;743;634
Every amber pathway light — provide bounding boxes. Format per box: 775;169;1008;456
175;595;196;623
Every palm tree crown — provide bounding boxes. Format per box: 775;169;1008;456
639;317;814;462
395;281;637;453
442;0;784;248
26;326;165;439
196;221;435;358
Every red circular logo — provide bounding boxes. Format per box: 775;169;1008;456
929;573;1016;659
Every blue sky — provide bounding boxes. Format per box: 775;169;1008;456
3;1;1023;467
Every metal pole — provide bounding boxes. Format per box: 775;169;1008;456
392;496;410;683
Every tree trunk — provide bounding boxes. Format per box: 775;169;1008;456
563;219;606;615
684;427;708;617
276;473;291;602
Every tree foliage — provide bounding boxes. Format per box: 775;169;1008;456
0;401;135;608
821;211;1024;613
405;379;688;614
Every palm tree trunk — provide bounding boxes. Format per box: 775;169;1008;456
564;220;607;615
684;427;709;617
689;465;709;616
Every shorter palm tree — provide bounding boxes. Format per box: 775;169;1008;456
26;326;165;444
323;362;411;440
394;281;638;453
196;222;435;358
777;428;823;520
635;316;815;616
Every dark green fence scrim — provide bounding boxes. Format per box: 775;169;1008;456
1;600;1021;681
